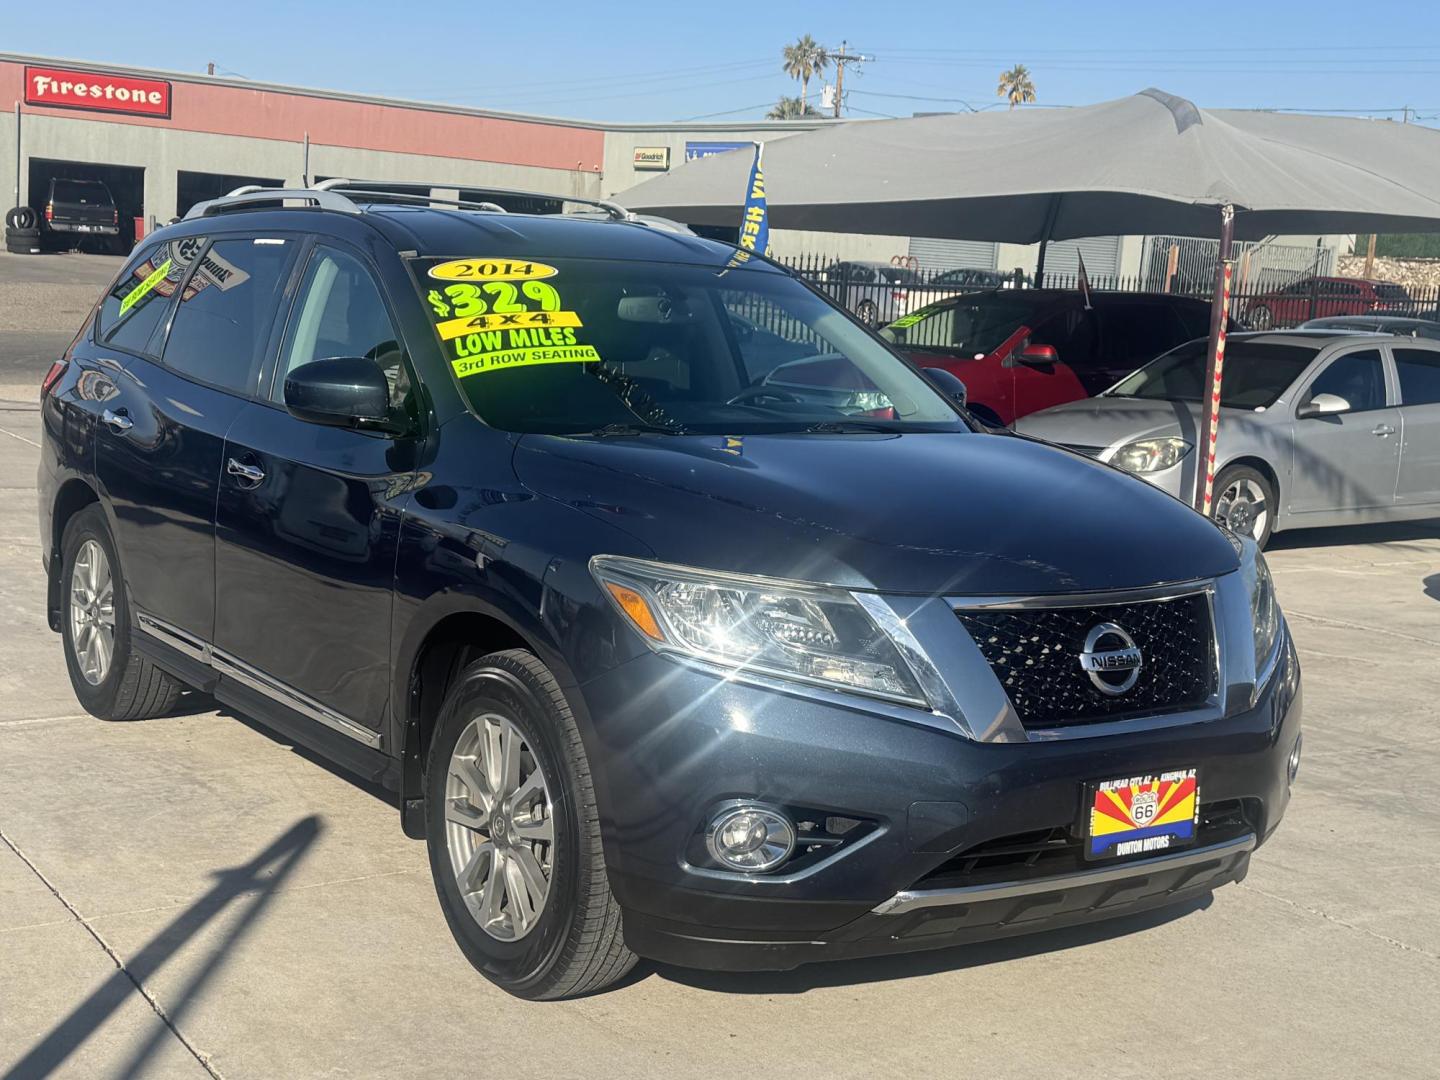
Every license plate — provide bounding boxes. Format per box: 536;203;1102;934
76;225;93;232
1085;769;1198;860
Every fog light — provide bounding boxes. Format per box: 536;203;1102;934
1288;732;1303;784
706;805;795;872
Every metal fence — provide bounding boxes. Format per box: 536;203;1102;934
774;250;1440;342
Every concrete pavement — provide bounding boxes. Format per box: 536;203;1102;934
1;385;1438;1079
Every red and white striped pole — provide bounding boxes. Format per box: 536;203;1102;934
1195;204;1235;515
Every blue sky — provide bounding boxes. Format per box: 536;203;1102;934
9;0;1440;125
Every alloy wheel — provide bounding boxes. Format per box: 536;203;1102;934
444;713;555;941
69;539;115;686
1215;477;1269;541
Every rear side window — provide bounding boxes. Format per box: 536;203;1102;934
99;241;186;355
160;238;296;395
1395;348;1440;406
1306;349;1386;412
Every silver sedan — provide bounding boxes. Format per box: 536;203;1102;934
1014;330;1440;547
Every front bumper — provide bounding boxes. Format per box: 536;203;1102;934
578;631;1301;972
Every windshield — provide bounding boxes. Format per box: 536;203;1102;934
409;256;965;435
881;296;1034;353
1106;340;1318;409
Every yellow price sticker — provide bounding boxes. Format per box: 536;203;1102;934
429;259;558;282
452;344;600;379
119;258;172;316
435;310;583;341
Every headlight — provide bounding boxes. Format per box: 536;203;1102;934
1110;437;1192;474
1241;540;1282;683
591;556;926;706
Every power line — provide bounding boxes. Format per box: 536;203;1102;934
387;57;777;100
677;102;785;121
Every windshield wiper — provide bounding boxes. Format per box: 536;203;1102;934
801;420;902;434
585;422;688;437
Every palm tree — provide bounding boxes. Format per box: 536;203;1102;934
782;34;830;107
996;64;1037;110
767;95;822;120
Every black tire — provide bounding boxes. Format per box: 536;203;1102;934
60;505;185;720
5;205;37;231
5;226;39;241
856;299;879;327
1210;464;1275;550
1247;303;1274;331
424;649;635;999
7;241;42;255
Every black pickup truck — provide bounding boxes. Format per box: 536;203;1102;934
43;178;121;250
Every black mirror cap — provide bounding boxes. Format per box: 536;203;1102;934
284;356;390;428
922;366;968;408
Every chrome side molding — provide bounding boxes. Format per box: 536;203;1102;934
871;833;1256;915
135;610;382;750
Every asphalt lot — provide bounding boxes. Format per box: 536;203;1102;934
1;251;1439;1078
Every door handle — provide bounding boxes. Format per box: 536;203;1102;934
100;408;133;433
1371;423;1396;437
226;458;266;485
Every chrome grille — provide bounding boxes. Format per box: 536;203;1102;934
954;590;1215;729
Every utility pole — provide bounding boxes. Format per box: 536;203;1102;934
830;40;872;119
207;61;215;76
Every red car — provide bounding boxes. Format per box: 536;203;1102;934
881;290;1216;427
1244;276;1412;330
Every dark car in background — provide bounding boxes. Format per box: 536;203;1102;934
39;184;1300;999
1301;314;1440;341
41;178;121;251
1244;275;1411;330
882;289;1216;426
819;259;925;326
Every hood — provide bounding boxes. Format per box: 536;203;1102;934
512;429;1237;595
1013;396;1202;450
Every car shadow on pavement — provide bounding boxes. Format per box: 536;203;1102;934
1267;519;1440;550
1424;573;1440;603
4;816;322;1080
650;894;1210;995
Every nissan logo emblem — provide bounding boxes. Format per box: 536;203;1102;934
1079;622;1143;695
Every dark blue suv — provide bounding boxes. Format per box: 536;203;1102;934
38;184;1302;999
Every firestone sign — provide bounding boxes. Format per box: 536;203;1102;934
24;66;172;119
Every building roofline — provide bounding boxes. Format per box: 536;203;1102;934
2;51;849;134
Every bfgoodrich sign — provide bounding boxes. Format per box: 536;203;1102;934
24;66;172;119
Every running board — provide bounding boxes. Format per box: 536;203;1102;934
136;611;382;750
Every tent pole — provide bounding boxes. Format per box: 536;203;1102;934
1034;194;1062;287
1195;204;1235;514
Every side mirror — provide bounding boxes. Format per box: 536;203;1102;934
284;356;391;429
923;367;968;408
1296;391;1350;419
1016;342;1059;365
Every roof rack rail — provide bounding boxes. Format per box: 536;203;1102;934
181;181;642;224
314;180;507;213
314;178;635;221
183;186;362;220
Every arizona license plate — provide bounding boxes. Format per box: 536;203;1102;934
1085;769;1198;860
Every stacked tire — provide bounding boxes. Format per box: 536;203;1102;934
6;206;42;254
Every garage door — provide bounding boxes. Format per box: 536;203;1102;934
1042;236;1122;281
907;237;999;272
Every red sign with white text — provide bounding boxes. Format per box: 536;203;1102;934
23;66;172;119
